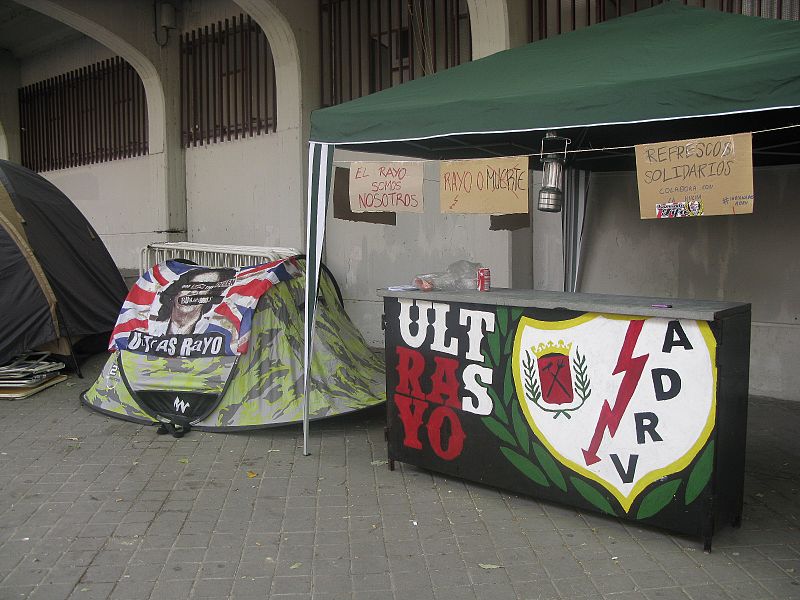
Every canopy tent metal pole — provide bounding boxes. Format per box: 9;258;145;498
303;142;334;456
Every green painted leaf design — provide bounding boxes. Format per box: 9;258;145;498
487;386;508;425
570;477;616;515
685;441;714;505
503;361;515;406
497;308;508;337
484;417;516;446
511;308;524;322
501;447;549;487
532;443;566;492
511;401;530;455
504;328;515;355
636;479;682;520
488;331;501;367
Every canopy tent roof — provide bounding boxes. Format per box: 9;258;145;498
310;2;800;169
300;2;800;453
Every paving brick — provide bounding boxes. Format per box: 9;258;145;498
28;583;75;600
1;360;799;600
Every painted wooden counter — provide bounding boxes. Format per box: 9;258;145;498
378;288;750;550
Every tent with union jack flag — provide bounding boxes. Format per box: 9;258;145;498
82;257;384;436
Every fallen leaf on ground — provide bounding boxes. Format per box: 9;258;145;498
290;562;302;569
479;564;501;570
65;437;79;441
178;458;189;464
247;471;258;478
370;460;388;466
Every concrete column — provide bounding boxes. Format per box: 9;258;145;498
233;0;318;245
0;50;21;163
466;0;510;58
466;0;529;56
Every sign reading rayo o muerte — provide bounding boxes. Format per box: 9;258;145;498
512;314;716;512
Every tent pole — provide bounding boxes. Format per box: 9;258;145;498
303;142;333;456
54;302;82;378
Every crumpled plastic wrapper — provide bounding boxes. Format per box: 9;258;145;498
413;260;482;291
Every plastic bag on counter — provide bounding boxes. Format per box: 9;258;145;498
412;260;482;291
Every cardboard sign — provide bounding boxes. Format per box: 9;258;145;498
440;156;529;214
635;133;754;219
348;161;424;213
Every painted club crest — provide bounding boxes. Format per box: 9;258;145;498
523;340;590;419
513;314;716;512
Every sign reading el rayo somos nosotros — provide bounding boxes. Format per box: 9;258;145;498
635;133;754;219
349;161;424;213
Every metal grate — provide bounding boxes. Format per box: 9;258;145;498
320;0;471;107
527;0;798;41
18;57;148;173
140;242;301;275
181;15;278;147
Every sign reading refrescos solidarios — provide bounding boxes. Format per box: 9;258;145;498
348;161;424;213
635;133;754;218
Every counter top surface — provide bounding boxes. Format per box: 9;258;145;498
377;288;750;321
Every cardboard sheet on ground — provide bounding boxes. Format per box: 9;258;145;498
348;161;423;213
440;156;529;214
636;133;754;219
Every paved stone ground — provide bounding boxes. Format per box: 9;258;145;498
0;354;798;600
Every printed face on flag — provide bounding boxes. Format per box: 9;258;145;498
110;258;301;358
162;269;236;335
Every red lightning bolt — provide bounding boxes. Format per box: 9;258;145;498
582;319;649;466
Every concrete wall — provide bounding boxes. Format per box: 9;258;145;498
183;0;313;251
18;36;113;85
185;130;304;247
326;149;525;347
575;166;800;400
19;36;170;268
0;50;21;163
41;156;169;269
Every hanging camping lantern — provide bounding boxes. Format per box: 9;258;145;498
538;132;570;213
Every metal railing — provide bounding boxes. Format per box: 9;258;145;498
320;0;471;107
140;242;301;276
19;57;148;172
180;14;278;147
527;0;799;41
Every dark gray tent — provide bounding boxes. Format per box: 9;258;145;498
0;159;128;365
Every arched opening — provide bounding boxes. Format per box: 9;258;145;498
233;0;302;132
14;0;167;154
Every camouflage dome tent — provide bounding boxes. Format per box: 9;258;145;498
0;159;128;367
82;257;385;434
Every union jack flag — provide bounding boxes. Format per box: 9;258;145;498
110;257;300;356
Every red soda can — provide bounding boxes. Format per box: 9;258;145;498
477;267;491;291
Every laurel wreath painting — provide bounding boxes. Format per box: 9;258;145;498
479;307;716;519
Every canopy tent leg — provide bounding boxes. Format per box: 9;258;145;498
562;168;590;293
303;142;334;456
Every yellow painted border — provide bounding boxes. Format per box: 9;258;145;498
512;312;717;513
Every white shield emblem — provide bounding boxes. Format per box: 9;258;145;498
513;314;716;512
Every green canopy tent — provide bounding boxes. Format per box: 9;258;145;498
302;2;800;453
